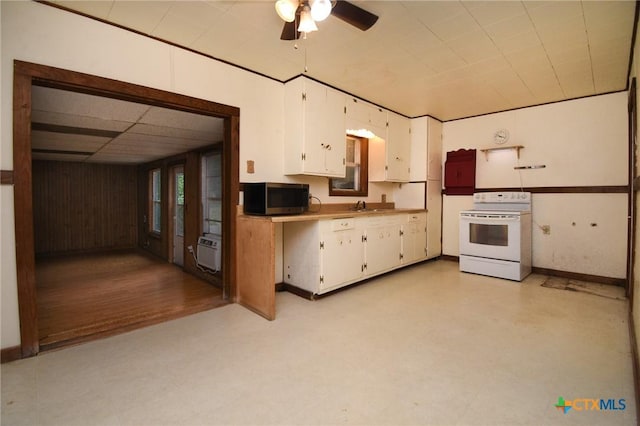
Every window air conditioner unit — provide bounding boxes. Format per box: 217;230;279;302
197;235;221;271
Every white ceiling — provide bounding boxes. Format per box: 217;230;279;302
49;0;636;121
35;1;636;165
32;86;224;164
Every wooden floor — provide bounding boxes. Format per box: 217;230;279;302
35;249;227;351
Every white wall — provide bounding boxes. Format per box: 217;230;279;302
442;92;628;279
0;1;289;349
0;1;400;350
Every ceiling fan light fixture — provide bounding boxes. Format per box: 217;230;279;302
310;0;332;22
275;0;297;23
298;5;318;33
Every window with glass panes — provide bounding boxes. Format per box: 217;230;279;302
150;168;161;234
202;152;222;235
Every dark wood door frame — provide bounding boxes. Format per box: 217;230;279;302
629;77;637;302
12;60;240;358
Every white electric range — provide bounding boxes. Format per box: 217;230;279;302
459;192;532;281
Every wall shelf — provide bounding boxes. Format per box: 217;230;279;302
480;145;524;161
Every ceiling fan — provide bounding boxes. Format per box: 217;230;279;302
275;0;379;40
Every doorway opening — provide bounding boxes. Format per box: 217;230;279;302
13;61;240;357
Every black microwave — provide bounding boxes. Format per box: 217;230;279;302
243;182;309;215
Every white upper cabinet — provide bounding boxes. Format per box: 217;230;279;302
408;116;443;181
345;97;386;138
409;117;428;181
427;117;443;181
284;77;346;177
370;111;411;182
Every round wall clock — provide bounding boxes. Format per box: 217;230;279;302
493;128;510;145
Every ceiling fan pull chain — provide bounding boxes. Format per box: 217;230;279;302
304;47;308;73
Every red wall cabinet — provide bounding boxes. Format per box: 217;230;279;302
444;149;476;195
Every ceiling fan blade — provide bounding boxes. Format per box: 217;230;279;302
331;1;378;31
280;20;301;40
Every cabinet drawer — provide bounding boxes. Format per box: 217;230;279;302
331;218;356;231
407;212;426;223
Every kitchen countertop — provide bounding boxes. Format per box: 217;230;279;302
239;208;428;223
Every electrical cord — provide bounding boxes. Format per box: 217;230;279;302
308;195;322;213
188;245;218;274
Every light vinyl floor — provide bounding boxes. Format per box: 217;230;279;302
1;260;636;425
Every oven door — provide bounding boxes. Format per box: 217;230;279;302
459;212;521;261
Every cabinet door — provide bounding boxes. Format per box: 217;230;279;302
409;118;428;181
385;112;411;182
322;88;347;176
346;98;386;138
302;81;332;175
426;180;442;259
402;214;427;264
365;222;401;276
427;118;443;181
284;77;346;178
321;227;363;291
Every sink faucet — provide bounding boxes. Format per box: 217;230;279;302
355;200;366;210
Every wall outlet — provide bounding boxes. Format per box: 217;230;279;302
541;225;551;235
246;160;255;174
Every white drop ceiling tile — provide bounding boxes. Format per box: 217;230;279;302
589;36;632;58
492;30;542;55
518;68;559;88
446;31;501;64
483;13;535;41
403;1;468;28
426;11;482;42
401;27;445;58
423;47;467;74
202;0;235;14
110;134;200;151
31;131;110;151
504;46;551;71
128;123;223;143
100;141;180;156
138;107;222;132
463;1;527;26
152;3;215;46
536;24;588;48
227;1;280;30
31;110;132;133
53;1;114;19
32;86;149;123
526;1;584;29
107;1;173;34
593;61;630;92
546;46;591;67
558;74;595;98
553;60;593;80
527;80;565;99
583;1;636;32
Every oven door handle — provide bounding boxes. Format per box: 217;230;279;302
461;214;519;221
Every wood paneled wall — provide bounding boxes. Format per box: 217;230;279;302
32;161;138;256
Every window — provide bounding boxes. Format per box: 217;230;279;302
202;152;222;235
150;168;161;234
329;135;368;196
175;171;185;237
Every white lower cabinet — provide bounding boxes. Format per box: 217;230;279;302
284;212;424;295
283;218;364;294
401;212;427;264
362;214;403;276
